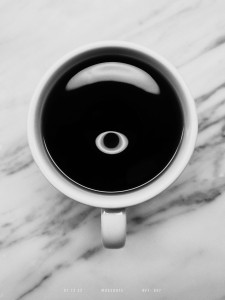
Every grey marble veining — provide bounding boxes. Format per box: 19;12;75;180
1;0;225;299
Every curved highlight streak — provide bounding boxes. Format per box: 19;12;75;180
66;62;160;94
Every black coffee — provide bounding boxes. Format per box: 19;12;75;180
42;56;183;193
103;132;120;148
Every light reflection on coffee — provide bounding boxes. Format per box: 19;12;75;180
95;131;129;155
66;62;160;94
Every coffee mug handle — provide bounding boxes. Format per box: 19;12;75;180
101;208;126;248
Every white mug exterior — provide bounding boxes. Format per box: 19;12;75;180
28;41;197;208
27;41;198;248
101;208;126;249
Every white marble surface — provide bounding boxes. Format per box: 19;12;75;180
1;0;225;299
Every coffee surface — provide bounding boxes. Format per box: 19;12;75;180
42;57;183;193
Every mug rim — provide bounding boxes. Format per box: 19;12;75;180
27;40;198;208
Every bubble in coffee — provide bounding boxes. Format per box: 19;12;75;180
42;56;184;193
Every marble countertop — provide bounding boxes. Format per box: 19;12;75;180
1;0;225;299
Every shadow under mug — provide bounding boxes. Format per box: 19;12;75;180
27;41;198;249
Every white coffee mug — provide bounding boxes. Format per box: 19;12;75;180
27;41;198;249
